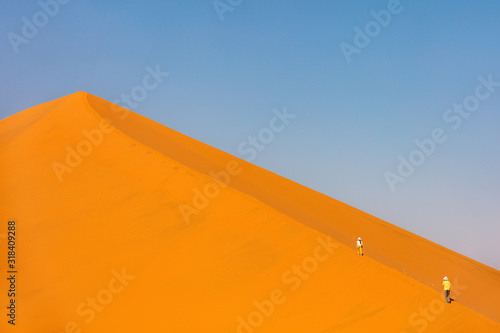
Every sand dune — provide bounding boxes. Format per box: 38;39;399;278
0;91;499;332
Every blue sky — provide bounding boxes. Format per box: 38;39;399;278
1;0;499;269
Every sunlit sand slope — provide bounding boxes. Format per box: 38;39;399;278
0;92;498;332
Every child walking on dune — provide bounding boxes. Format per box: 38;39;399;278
443;276;451;303
356;237;363;256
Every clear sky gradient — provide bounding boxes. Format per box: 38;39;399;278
1;0;499;269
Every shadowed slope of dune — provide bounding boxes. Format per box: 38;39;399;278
0;91;498;332
86;92;500;322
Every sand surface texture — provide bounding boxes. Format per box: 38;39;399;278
1;92;499;332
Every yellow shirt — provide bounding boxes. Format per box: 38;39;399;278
442;281;451;290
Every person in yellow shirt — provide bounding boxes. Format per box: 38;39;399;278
442;276;451;303
356;237;363;256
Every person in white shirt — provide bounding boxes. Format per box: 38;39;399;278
356;237;363;256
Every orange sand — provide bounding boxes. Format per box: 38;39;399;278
0;91;499;332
